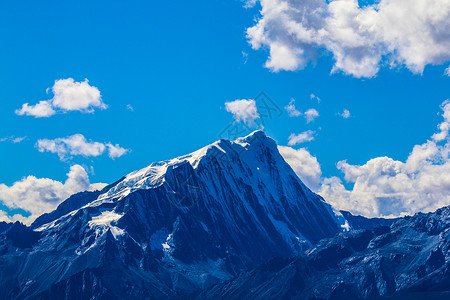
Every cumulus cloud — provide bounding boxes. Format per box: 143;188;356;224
319;99;450;218
284;99;301;117
15;78;107;118
340;109;351;118
279;99;450;218
246;0;450;78
304;108;319;123
0;165;107;225
225;99;260;126
288;130;315;146
36;134;129;161
279;145;322;191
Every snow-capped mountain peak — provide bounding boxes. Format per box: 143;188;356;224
10;131;347;298
92;130;294;206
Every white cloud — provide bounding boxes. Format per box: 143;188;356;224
16;101;56;118
279;145;322;191
246;0;450;78
278;99;450;218
225;99;260;126
106;143;129;159
126;104;134;111
319;99;450;218
284;99;301;117
445;66;450;76
244;0;257;9
340;109;351;118
288;130;315;146
36;134;128;161
242;51;249;64
15;78;107;118
89;182;108;192
310;94;321;103
0;136;27;143
0;165;106;225
12;137;27;143
431;100;450;142
304;108;319;123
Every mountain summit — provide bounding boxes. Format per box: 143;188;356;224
2;131;345;298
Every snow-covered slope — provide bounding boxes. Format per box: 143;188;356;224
0;130;346;298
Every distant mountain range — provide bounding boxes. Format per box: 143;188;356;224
1;131;449;299
198;206;450;299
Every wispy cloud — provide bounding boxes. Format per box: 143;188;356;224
16;78;107;118
0;136;27;143
445;66;450;77
287;130;315;146
242;51;249;64
310;93;320;103
284;99;301;117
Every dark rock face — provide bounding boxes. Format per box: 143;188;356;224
0;131;345;299
0;221;15;234
4;222;41;249
197;206;450;300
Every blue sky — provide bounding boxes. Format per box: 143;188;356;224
1;0;450;222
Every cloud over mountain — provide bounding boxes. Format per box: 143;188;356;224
318;99;450;217
279;145;322;191
0;165;106;224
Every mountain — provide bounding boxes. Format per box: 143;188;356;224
340;210;398;230
198;206;450;300
0;130;346;299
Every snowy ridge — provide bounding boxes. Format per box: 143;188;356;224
89;135;247;206
0;130;347;299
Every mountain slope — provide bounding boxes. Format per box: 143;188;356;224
198;206;450;299
0;130;346;298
